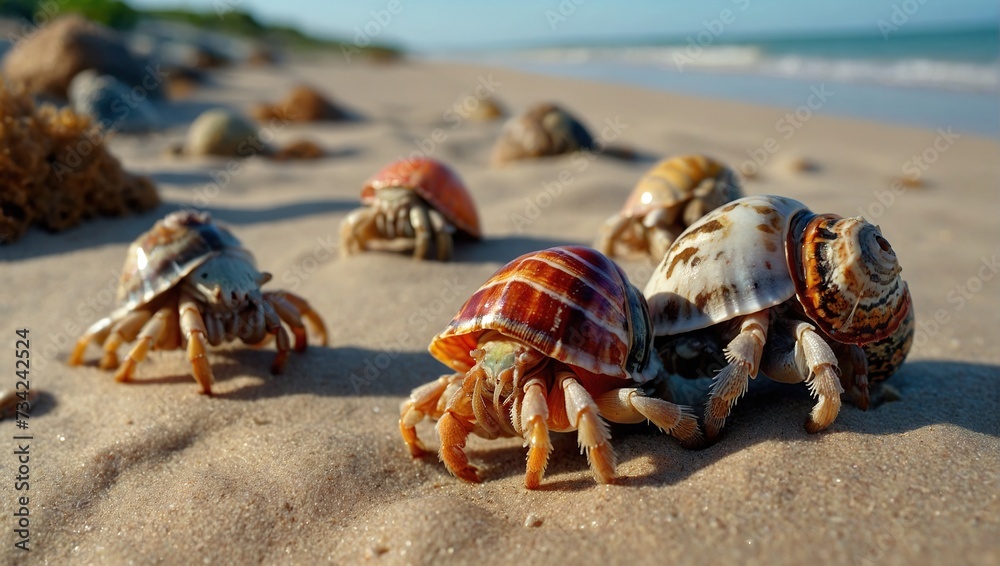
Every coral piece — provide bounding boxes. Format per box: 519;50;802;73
0;81;159;244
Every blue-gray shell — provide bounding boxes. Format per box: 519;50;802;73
115;211;255;311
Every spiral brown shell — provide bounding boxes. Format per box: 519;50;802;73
787;210;912;345
490;103;594;165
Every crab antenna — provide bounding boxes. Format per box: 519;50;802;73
842;292;864;331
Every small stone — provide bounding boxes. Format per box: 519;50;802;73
182;109;268;157
68;70;162;133
524;513;543;528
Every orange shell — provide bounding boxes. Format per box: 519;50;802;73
429;246;653;382
621;155;741;218
362;157;481;238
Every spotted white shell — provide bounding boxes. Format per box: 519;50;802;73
645;194;911;345
116;210;256;313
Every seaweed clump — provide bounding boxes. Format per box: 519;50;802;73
0;82;158;244
250;85;349;123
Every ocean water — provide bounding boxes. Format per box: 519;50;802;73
444;26;1000;137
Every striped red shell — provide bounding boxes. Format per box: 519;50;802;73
645;195;911;346
429;246;654;381
621;155;743;222
362;157;482;238
116;211;255;311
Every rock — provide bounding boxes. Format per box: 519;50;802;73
182;109;268;157
463;96;504;122
2;15;157;100
68;70;162;133
491;102;594;165
251;85;350;123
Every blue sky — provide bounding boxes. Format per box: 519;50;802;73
129;0;998;50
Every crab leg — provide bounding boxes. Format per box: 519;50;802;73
705;311;770;441
267;291;328;347
428;372;483;482
643;208;685;261
400;373;462;456
409;202;435;261
559;371;616;484
98;310;154;370
760;320;843;433
594;388;703;449
594;213;633;257
428;208;454;262
179;291;214;395
339;206;379;258
261;300;292;374
437;410;480;483
830;342;870;411
68;316;115;366
520;377;552;489
265;293;308;352
115;304;174;383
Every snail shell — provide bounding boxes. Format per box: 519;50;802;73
490;103;594;165
621;155;743;227
863;301;915;382
645;195;911;346
430;246;655;382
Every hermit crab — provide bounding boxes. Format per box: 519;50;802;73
340;157;481;261
644;195;912;440
490;103;595;165
68;211;328;395
595;155;743;260
400;246;701;488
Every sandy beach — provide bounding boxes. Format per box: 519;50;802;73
1;58;998;564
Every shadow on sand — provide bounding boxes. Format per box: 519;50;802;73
1;199;355;262
110;333;1000;489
